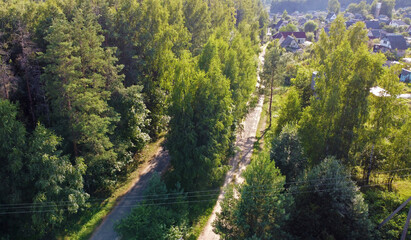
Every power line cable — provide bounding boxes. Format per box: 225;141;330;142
0;179;407;215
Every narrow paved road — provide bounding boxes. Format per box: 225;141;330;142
198;44;267;240
90;148;170;240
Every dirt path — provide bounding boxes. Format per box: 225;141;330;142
89;148;170;240
198;44;268;240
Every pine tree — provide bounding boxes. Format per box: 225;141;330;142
41;10;120;193
214;153;292;239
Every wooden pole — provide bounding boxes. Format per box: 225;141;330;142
379;197;411;228
401;205;411;240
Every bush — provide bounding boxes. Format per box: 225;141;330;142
288;157;374;239
213;153;293;240
271;124;307;183
364;190;411;239
115;174;188;240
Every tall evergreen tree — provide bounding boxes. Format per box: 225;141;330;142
214;153;292;239
183;0;211;55
41;9;120;193
168;51;233;190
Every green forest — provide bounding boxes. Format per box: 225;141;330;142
215;16;411;239
0;0;268;239
0;0;410;239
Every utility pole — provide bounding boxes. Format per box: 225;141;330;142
269;74;273;127
378;196;411;240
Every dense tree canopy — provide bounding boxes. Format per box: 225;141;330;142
288;158;374;239
0;0;268;238
213;153;292;239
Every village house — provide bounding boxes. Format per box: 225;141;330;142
326;12;337;23
344;12;355;20
389;19;408;28
365;20;381;29
273;32;307;44
400;69;411;83
375;34;408;56
274;19;289;31
298;18;307;27
354;13;365;20
378;15;390;24
280;35;300;51
345;19;358;28
368;29;387;39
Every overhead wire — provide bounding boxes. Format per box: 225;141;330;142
0;173;409;215
1;167;409;209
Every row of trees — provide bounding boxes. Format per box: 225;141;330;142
0;0;268;238
270;0;410;16
212;14;410;239
269;16;410;182
214;154;374;239
346;0;396;18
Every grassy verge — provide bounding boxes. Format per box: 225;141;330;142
394;178;411;199
185;197;219;240
62;135;165;240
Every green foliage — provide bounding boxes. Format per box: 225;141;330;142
288;157;374;239
262;41;287;89
41;9;120;193
304;20;318;33
299;16;386;163
371;0;396;18
275;87;302;135
213;153;293;240
383;24;398;33
225;32;258;118
167;50;233;191
346;1;369;15
364;190;411;239
279;23;298;32
328;0;341;13
271;124;307;182
27;124;89;237
291;67;313;108
0;0;268;238
351;67;409;183
0;100;26;211
0;100;88;239
184;0;211;55
115;174;188;240
110;85;150;167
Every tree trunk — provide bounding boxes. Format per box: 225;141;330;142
366;144;374;185
67;98;79;157
388;176;394;191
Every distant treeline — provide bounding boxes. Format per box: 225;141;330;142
270;0;410;13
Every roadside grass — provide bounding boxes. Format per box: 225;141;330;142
185;197;219;240
355;167;411;201
253;86;289;160
62;135;165;240
395;178;411;199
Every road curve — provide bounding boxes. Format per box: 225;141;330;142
89;148;170;240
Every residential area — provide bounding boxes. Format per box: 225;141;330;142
267;1;411;103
